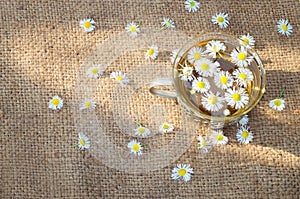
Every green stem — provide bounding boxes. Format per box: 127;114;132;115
72;144;79;147
279;88;285;98
135;121;142;127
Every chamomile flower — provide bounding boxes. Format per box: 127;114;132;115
79;19;96;32
178;65;194;81
230;46;253;67
210;130;228;145
128;140;143;156
225;88;249;110
110;71;130;86
86;65;103;79
125;22;140;37
277;19;293;36
145;45;159;60
236;126;253;144
238;114;249;126
185;0;201;12
232;67;254;87
78;133;90;150
205;40;226;58
161;17;175;29
269;98;285;111
214;71;234;90
191;77;211;93
134;126;151;138
48;95;63;110
159;122;174;133
187;47;205;63
170;49;184;64
239;34;255;48
194;58;220;77
197;135;212;153
212;13;229;28
79;99;96;111
171;164;193;182
201;91;224;112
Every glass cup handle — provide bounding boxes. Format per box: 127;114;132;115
149;78;177;99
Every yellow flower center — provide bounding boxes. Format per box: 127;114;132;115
148;49;155;56
201;141;207;147
242;131;249;138
238;52;246;61
52;99;60;106
129;25;136;32
274;99;282;106
201;63;209;70
239;73;247;81
281;24;288;32
91;68;99;75
197;81;205;89
178;168;187;176
163;124;169;129
220;76;228;84
213;45;218;52
193;53;201;60
137;127;146;134
132;144;140;152
216;134;224;141
217;16;224;23
79;138;86;146
166;21;171;27
232;93;241;101
208;96;218;105
85;101;92;109
116;76;123;81
83;21;91;29
242;37;250;45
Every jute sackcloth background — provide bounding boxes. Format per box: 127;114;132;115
0;0;299;198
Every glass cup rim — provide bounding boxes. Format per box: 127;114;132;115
172;32;266;123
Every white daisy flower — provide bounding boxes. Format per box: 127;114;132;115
212;13;229;28
236;126;253;144
185;0;201;12
214;70;234;90
277;19;293;36
230;46;253;67
145;45;159;60
161;17;175;29
223;109;231;116
128;140;143;156
194;58;220;77
178;65;194;81
125;22;140;37
86;65;103;79
197;135;212;153
79;19;96;32
110;71;130;86
159;122;175;133
78;133;91;150
232;67;254;87
225;88;249;110
187;46;205;63
205;40;226;58
191;77;211;93
239;33;255;48
201;91;224;112
171;164;193;182
48;95;63;110
210;130;228;145
269;98;285;111
238;114;249;126
79;99;96;111
170;49;184;64
134;126;151;138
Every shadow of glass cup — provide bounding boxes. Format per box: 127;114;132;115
149;33;266;129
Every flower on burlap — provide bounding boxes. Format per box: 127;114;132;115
239;33;255;48
145;45;159;60
171;164;193;182
277;19;293;36
79;99;96;111
125;22;140;37
134;125;151;138
212;13;229;28
78;133;90;150
161;17;175;29
197;135;212;153
48;95;63;110
210;129;228;145
159;122;174;133
110;71;130;86
128;140;143;156
185;0;201;12
236;126;253;144
86;65;103;79
80;19;96;32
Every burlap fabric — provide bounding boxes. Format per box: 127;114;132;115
0;0;299;198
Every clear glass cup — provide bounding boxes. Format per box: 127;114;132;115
149;32;266;129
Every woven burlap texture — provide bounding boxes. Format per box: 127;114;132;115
0;0;299;198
